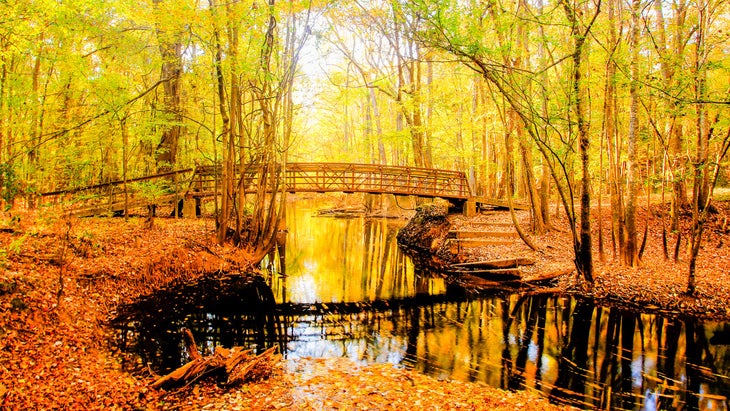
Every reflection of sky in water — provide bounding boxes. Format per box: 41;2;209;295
124;198;730;411
284;325;407;366
289;269;318;304
269;200;445;304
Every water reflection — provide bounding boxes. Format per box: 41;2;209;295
338;294;730;411
115;199;730;411
113;275;282;374
263;200;446;303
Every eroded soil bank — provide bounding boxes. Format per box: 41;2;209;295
398;202;730;320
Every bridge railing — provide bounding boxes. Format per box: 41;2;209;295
39;169;194;216
188;162;471;200
284;163;470;199
39;162;473;216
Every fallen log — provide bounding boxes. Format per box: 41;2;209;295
461;268;522;281
450;257;535;270
151;329;279;389
522;268;573;284
457;273;526;290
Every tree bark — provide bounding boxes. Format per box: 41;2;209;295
562;0;595;282
152;0;183;172
625;0;641;267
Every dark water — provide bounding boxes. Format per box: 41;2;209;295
114;200;730;410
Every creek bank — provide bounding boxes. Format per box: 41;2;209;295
397;201;730;321
395;204;455;270
396;204;571;291
0;213;567;410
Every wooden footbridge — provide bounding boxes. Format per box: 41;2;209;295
40;162;525;217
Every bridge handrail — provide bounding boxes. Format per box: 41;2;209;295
192;162;466;177
40;168;194;197
189;162;471;199
40;162;473;208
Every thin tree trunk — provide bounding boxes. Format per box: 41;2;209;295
562;0;594;282
687;0;710;295
211;0;232;244
625;0;640;267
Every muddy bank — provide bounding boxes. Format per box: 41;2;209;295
395;204;456;270
397;205;571;291
397;201;730;321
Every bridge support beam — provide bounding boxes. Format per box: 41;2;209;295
462;199;477;217
182;195;198;218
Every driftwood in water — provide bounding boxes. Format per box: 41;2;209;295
316;206;366;218
450;257;535;270
151;328;278;389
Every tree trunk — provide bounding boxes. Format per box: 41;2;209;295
153;0;183;172
654;0;690;230
211;0;232;245
687;0;708;295
562;0;594;282
624;0;641;267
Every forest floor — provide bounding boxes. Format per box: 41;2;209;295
0;208;565;410
1;197;728;409
450;199;730;320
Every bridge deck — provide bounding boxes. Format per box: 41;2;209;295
41;162;526;215
190;163;470;200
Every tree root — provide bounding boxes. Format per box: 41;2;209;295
151;328;279;389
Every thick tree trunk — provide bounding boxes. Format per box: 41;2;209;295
153;0;183;172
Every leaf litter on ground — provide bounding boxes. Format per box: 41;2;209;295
1;199;729;409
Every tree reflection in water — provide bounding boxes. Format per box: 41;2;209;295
115;200;730;410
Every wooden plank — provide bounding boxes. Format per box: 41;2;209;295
454;268;522;281
450;257;535;269
449;230;519;239
523;268;573;284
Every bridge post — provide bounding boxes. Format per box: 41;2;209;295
182;194;197;218
463;198;477;217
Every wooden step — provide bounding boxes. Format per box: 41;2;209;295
447;238;516;248
467;221;515;227
448;230;519;239
450;257;535;270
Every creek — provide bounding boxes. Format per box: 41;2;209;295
115;199;730;410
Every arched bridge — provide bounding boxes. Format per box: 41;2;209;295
41;162;525;216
